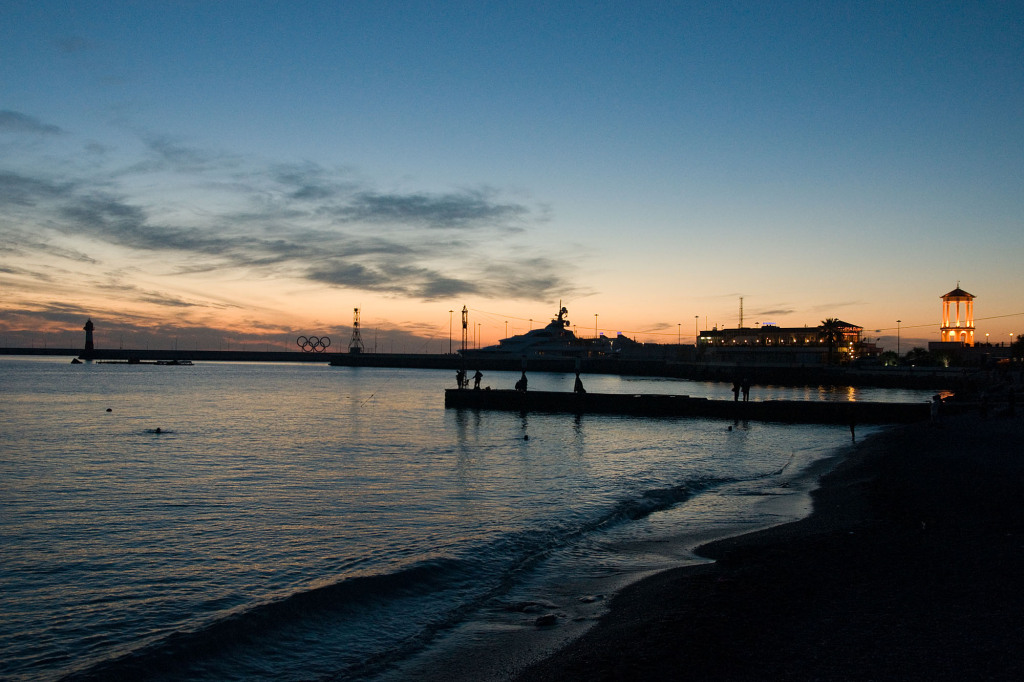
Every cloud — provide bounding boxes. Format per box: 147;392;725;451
272;162;356;201
0;111;63;136
95;279;202;308
335;189;529;229
755;307;797;317
1;132;575;310
0;172;73;206
127;134;242;174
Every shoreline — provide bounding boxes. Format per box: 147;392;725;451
514;408;1024;681
376;425;865;682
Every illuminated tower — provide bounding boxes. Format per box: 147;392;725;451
83;319;95;352
940;284;975;346
349;308;364;354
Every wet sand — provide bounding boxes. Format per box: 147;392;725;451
515;408;1024;681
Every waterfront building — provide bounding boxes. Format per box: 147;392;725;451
697;321;865;366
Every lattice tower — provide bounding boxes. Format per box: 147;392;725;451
349;308;364;353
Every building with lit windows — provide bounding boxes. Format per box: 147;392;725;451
697;321;865;366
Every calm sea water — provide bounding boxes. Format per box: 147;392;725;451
0;358;932;681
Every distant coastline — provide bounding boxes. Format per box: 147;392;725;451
2;346;978;390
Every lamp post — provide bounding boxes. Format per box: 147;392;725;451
897;320;901;358
695;316;699;345
594;314;598;338
505;321;508;338
677;323;681;345
986;333;989;345
448;310;453;354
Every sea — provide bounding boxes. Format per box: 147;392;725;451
0;357;934;681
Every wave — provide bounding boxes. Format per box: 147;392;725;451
60;557;477;681
61;476;731;681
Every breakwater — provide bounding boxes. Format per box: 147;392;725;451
444;388;931;424
2;347;973;390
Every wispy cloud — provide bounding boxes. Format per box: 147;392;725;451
755;307;797;317
335;189;528;229
0;111;64;136
0;120;575;311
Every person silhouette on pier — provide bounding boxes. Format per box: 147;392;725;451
515;371;528;392
732;379;741;402
574;372;586;395
473;370;483;390
741;377;751;402
455;368;466;389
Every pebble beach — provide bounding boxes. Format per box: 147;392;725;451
517;403;1024;681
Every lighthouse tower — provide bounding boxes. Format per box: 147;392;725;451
83;319;95;352
940;284;975;346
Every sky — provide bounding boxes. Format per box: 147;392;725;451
2;1;1022;353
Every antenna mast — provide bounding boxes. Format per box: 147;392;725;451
349;308;364;354
739;297;744;328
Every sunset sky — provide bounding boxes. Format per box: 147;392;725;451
3;1;1022;353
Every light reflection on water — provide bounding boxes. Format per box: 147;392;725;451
0;358;932;680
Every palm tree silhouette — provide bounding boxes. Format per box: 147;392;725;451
820;318;844;365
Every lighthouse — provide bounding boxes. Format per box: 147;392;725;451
83;319;95;353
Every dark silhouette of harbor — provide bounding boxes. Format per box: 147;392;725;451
1;344;982;392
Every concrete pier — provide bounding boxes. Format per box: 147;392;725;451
444;389;931;424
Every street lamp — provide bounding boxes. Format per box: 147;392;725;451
449;310;453;354
594;314;598;338
695;315;699;345
677;323;681;345
897;320;901;357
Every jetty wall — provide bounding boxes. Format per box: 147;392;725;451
2;347;975;391
444;389;931;424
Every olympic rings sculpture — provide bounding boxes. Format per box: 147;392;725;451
296;335;331;352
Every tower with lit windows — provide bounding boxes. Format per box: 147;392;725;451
940;284;975;346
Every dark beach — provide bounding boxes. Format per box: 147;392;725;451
516;404;1024;681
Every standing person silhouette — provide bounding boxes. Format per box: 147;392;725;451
515;371;528;392
473;370;483;390
574;372;585;394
